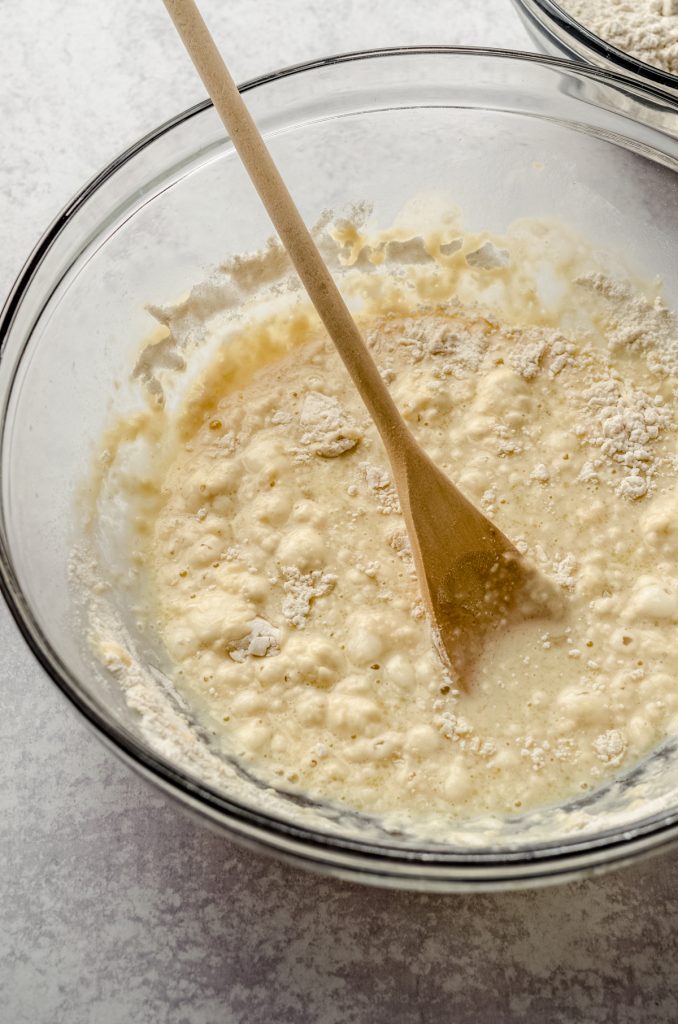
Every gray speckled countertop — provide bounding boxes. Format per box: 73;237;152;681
2;2;678;1022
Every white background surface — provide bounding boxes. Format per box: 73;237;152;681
2;2;678;1022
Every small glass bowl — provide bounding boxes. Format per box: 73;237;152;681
511;0;678;100
3;48;678;891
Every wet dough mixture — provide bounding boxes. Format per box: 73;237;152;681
143;226;678;822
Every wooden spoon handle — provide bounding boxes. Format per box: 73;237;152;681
161;0;410;454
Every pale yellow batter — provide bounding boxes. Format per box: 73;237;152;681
138;222;678;821
82;207;678;831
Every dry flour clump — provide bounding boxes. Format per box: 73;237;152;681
593;729;627;766
281;567;337;628
580;377;671;499
563;0;678;75
576;273;678;378
367;312;493;377
298;392;362;458
360;461;401;514
229;618;281;662
507;328;576;381
552;553;578;590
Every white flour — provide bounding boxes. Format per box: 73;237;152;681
281;567;337;628
576;272;678;377
581;377;670;499
563;0;678;75
298;392;362;458
228;617;281;662
360;462;401;515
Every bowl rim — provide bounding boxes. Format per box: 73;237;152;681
513;0;678;92
3;44;678;885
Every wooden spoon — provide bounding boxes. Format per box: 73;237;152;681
161;0;556;686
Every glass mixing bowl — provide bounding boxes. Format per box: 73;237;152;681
511;0;678;100
3;48;678;891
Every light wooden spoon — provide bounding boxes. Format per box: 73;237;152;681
161;0;557;686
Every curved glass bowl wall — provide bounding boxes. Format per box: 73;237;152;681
2;49;678;890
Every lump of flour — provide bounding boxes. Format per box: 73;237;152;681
228;617;281;662
466;241;510;270
281;567;337;628
298;392;362;457
576;272;678;378
581;377;671;499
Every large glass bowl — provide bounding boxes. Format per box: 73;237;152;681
3;48;678;892
511;0;678;101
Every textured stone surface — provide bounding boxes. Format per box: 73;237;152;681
2;2;678;1022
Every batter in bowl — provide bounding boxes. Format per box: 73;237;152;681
89;209;678;825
